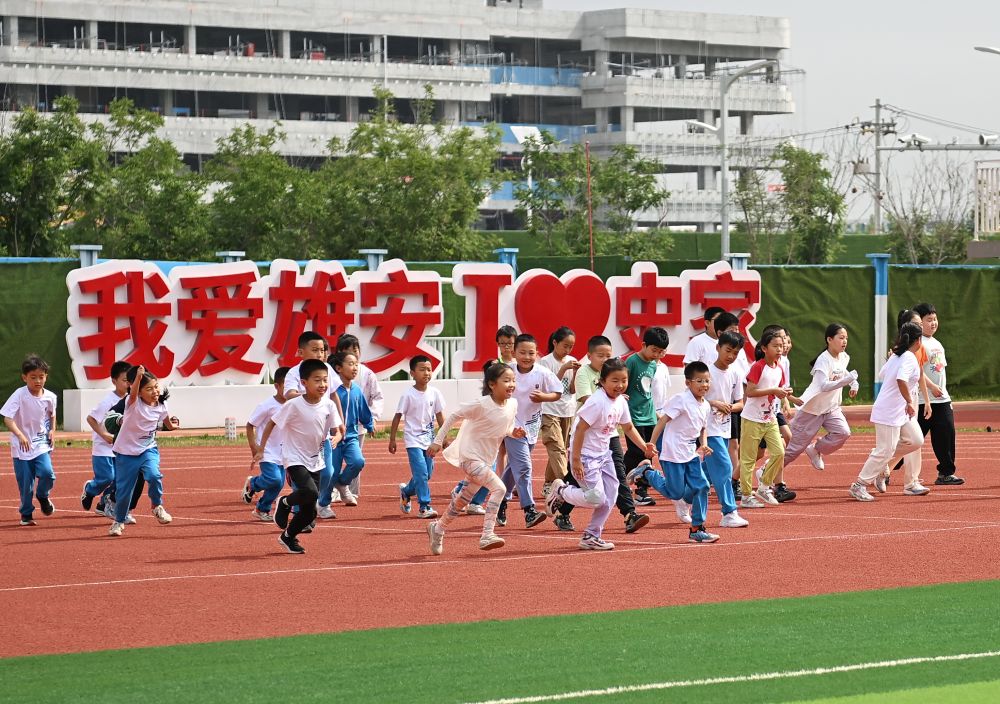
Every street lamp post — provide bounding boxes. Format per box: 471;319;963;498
974;45;1000;56
719;59;778;261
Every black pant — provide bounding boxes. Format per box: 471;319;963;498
624;425;654;497
919;402;957;476
284;465;320;538
559;436;636;519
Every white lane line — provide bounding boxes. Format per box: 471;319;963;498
462;651;1000;704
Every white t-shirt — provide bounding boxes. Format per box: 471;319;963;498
652;362;672;415
113;397;169;456
357;362;385;425
282;361;342;399
396;386;445;450
660;390;709;464
572;388;632;458
436;396;517;468
538;353;578;418
731;351;752;387
742;359;786;424
89;390;125;458
248;396;285;466
512;365;563;444
1;386;57;461
919;336;950;404
683;333;718;365
799;351;854;416
871;351;920;427
706;364;741;439
271;395;342;471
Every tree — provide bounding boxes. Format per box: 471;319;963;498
319;86;501;261
594;145;669;238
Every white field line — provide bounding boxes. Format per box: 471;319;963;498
462;651;1000;704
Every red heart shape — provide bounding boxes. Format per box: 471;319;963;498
514;271;611;359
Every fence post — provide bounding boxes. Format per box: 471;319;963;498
726;252;750;271
494;247;519;278
867;253;891;398
358;249;388;271
70;244;103;268
216;251;245;263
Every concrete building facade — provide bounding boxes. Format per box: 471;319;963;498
0;0;794;230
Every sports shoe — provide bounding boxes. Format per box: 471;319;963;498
242;476;255;504
741;495;766;509
624;461;651;487
39;497;54;516
732;479;743;501
300;521;315;534
754;486;779;506
278;532;305;554
338;485;358;507
634;493;657;507
904;483;931;496
545;479;565;516
316;504;337;519
688;527;720;543
754;467;764;485
671;499;693;524
19;517;36;526
125;513;137;525
720;511;749;528
81;486;94;511
849;482;875;502
524;507;547;528
772;483;797;503
542;482;552;499
251;508;273;522
102;500;116;520
935;474;965;486
805;443;825;470
624;512;649;534
418;506;439;519
579;533;614;550
152;505;172;524
398;484;411;514
274;497;291;530
874;472;888;494
427;521;444;555
465;504;486;515
108;521;124;536
554;514;575;532
95;499;106;515
497;499;508;527
330;488;341;503
479;533;505;550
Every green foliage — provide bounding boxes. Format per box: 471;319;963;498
594;145;669;237
885;213;974;265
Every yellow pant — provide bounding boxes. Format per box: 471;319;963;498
739;418;785;496
539;414;571;483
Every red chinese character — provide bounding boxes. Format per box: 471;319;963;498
459;272;512;373
689;269;761;355
358;269;442;374
77;270;174;380
175;271;264;377
615;271;682;351
267;268;355;365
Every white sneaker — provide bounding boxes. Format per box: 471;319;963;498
251;508;273;522
418;507;439;519
108;521;124;536
316;504;337;519
125;513;137;525
338;485;358;507
479;533;505;550
579;533;615;550
330;488;342;503
542;482;552;498
464;504;486;516
754;486;779;506
805;444;825;470
874;472;888;494
849;482;875;502
754;467;764;485
672;499;693;524
741;495;766;509
720;511;749;528
427;521;444;555
152;505;172;524
904;483;931;496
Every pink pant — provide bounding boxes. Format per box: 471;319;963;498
562;452;619;538
784;408;851;466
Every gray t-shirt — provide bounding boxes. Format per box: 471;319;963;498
919;336;950;404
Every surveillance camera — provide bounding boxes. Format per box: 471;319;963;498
980;134;999;145
905;133;932;145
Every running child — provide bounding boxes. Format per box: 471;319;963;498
624;326;670;506
538;326;580;497
2;354;58;526
109;365;180;536
255;358;343;554
784;324;859;472
328;351;375;509
498;333;562;528
683;306;726;365
545;358;657;550
242;366;291;522
850;321;929;501
627;361;720;543
335;334;384;499
391;355;446;519
80;360;130;516
705;332;749;528
739;329;790;508
426;362;524;554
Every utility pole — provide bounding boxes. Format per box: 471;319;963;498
865;99;896;235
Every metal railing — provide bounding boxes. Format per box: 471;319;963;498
426;336;466;379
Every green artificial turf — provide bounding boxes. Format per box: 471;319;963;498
2;580;998;704
797;680;1000;704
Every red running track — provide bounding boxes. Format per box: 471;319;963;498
1;434;999;657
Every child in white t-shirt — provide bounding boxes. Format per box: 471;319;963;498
2;355;58;526
109;365;180;536
628;361;720;543
242;366;290;522
705;332;749;528
739;330;790;508
80;360;130;517
335;333;384;499
682;306;726;365
537;326;580;496
850;322;928;501
913;302;963;485
545;358;656;550
391;355;446;518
